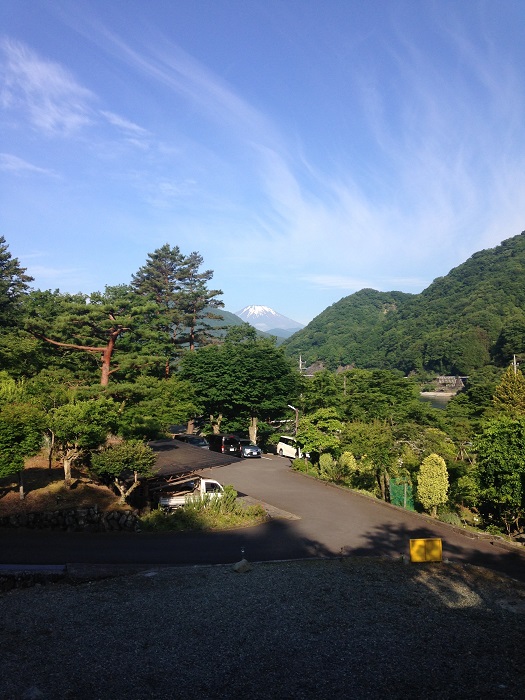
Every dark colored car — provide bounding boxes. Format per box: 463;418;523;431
238;439;262;458
207;434;242;456
175;435;210;449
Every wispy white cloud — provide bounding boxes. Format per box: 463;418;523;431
5;9;525;320
0;152;57;176
100;110;149;135
85;24;282;152
0;37;95;135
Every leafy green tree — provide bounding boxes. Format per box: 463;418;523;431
493;317;525;365
180;336;300;442
296;408;343;458
318;451;355;483
0;402;45;498
393;425;457;471
49;399;118;486
449;465;480;509
301;370;341;414
492;365;525;415
0;238;39;376
341;369;421;423
25;368;83;411
223;323;257;344
178;344;231;433
341;420;395;500
416;453;449;517
91;440;156;504
473;416;525;534
0;330;44;379
107;376;199;439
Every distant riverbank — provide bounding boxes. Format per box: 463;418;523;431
419;392;455;409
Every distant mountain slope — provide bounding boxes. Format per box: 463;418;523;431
284;289;412;369
205;309;247;329
283;232;525;375
236;305;304;334
205;308;283;342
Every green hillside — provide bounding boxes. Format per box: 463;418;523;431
284;232;525;374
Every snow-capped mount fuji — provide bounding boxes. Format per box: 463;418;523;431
235;305;304;338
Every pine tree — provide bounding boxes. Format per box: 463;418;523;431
0;235;33;326
131;245;224;371
493;364;525;415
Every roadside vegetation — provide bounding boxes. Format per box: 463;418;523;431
140;486;267;532
1;234;525;541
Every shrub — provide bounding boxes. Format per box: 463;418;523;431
292;457;308;472
437;507;461;526
416;453;449;517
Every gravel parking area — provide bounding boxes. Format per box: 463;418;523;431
1;558;524;700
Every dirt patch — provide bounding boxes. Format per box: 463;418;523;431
0;451;125;517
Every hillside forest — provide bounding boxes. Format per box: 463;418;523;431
1;234;525;539
284;232;525;375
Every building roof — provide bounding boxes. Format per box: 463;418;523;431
148;439;241;479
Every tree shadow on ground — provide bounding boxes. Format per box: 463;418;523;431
343;520;525;583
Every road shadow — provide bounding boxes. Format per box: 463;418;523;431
343;520;525;583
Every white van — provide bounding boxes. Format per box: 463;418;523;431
276;436;307;459
158;478;224;510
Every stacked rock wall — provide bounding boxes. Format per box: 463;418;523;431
0;506;140;532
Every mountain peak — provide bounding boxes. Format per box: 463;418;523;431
236;305;279;319
235;305;304;335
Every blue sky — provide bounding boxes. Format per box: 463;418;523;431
2;1;525;325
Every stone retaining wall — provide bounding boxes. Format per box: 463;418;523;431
0;506;140;532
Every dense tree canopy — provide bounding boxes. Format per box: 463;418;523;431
180;333;300;441
473;416;525;532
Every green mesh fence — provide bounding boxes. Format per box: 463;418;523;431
389;477;415;510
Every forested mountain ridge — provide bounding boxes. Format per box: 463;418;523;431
284;232;525;374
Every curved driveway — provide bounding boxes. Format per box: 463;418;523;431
1;455;524;582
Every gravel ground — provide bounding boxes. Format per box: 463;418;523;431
1;558;524;700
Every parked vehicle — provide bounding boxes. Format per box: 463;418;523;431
238;439;262;458
276;436;308;459
158;478;224;510
175;434;209;449
207;434;242;456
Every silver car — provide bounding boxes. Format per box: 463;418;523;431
239;440;262;458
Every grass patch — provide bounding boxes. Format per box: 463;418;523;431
140;485;268;532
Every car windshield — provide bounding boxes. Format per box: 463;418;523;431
239;440;255;446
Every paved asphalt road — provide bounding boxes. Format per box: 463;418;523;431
1;454;524;581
